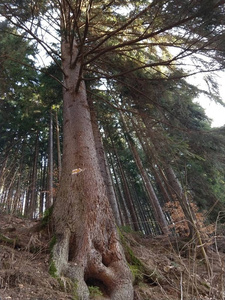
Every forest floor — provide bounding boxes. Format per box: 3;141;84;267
0;213;225;300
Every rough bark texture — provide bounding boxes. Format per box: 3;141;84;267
163;165;195;237
55;109;62;180
52;41;133;299
121;113;168;234
130;139;169;235
88;97;122;226
47;111;54;208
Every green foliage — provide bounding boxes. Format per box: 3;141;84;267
119;225;135;233
41;206;53;229
119;228;162;285
88;286;103;298
118;229;145;283
129;264;144;284
48;259;57;278
39;62;63;108
49;235;57;252
73;280;79;300
0;24;37;95
0;233;17;247
48;233;57;278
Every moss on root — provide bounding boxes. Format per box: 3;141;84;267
0;233;19;248
49;259;58;278
49;235;57;252
41;206;54;229
49;234;58;278
118;228;144;283
88;285;103;298
118;228;162;285
48;236;79;299
73;280;79;300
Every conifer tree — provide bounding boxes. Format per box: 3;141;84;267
1;1;225;298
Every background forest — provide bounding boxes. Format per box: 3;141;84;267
1;1;225;299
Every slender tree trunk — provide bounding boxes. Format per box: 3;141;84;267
163;165;195;237
130;140;168;234
4;166;19;213
28;131;39;219
52;37;133;299
116;155;140;231
139;109;195;236
120;113;169;235
12;175;21;215
0;153;9;190
12;141;25;215
55;109;62;180
24;169;32;217
39;155;47;217
47;110;54;209
107;150;130;227
105;125;139;230
88;97;121;226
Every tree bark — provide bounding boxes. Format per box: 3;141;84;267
113;146;140;232
107;150;130;227
55;109;62;180
163;165;195;237
52;39;133;299
46;110;54;209
28;131;39;219
120;112;169;235
39;155;47;217
88;97;122;226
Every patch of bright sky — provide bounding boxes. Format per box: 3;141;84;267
169;46;225;128
187;71;225;128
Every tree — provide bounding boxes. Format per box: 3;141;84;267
1;0;225;298
51;31;133;298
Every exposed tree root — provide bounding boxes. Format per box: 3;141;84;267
52;227;133;300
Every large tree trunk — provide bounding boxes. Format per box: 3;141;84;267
52;40;133;299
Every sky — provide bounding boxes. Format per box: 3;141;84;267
188;72;225;128
199;93;225;128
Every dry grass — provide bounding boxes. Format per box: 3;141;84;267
0;213;225;300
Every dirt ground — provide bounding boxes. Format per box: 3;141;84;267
0;213;225;300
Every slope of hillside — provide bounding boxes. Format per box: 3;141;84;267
0;213;225;300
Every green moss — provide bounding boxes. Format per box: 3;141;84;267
48;234;58;278
119;225;134;233
201;280;210;289
57;277;66;290
118;228;144;283
118;228;143;266
73;280;79;300
41;205;53;229
0;233;15;244
0;233;18;248
49;259;58;278
47;236;80;299
88;285;103;298
49;235;57;252
129;264;144;283
118;228;162;285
